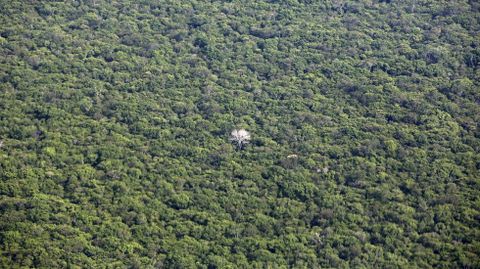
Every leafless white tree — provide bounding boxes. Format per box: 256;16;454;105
230;129;251;149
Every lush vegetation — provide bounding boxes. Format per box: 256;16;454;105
1;0;479;268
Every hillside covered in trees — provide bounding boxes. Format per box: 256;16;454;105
1;0;479;268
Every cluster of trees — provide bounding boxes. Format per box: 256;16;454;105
0;0;479;268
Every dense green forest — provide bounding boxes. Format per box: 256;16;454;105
1;0;479;268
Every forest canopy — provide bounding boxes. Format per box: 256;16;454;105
0;0;479;268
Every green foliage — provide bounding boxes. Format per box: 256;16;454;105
1;0;479;268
